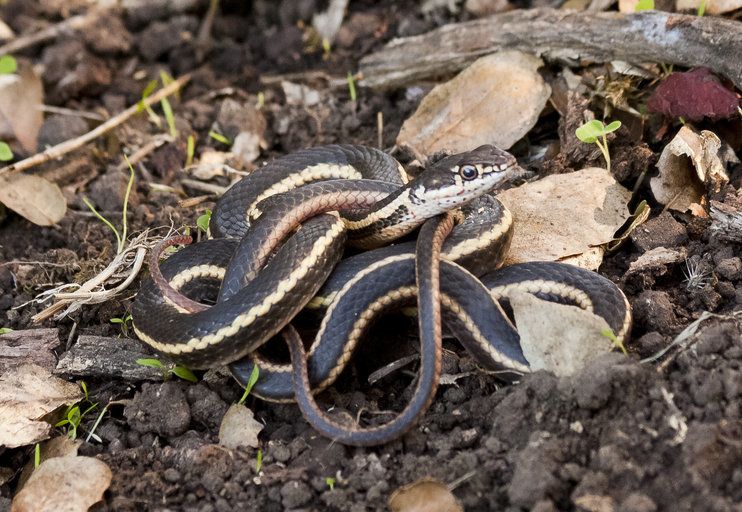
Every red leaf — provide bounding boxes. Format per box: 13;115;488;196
647;68;739;122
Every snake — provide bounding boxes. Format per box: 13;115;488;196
131;144;632;446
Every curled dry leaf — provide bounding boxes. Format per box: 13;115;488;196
218;403;263;450
650;125;729;213
0;62;43;152
397;51;550;158
0;173;67;226
509;291;614;377
389;478;462;512
11;456;112;512
0;364;83;449
497;167;632;269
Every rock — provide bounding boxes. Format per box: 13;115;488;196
124;381;191;438
630;211;688;252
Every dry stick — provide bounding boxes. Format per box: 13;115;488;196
359;8;742;90
0;14;88;55
0;73;192;177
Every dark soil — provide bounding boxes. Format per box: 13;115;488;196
2;1;742;511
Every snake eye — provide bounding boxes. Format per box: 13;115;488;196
460;165;478;181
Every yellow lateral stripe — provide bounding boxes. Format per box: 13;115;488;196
137;216;347;355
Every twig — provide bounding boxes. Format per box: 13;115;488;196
0;15;88;55
0;73;192;177
359;9;742;90
30;230;160;322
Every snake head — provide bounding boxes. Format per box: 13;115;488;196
408;145;519;209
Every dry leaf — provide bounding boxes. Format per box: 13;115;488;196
11;456;112;512
509;292;614;377
0;62;43;152
218;403;263;450
18;436;81;490
651;126;729;213
397;51;550;158
497;167;632;268
0;364;83;449
389;478;462;512
0;173;67;226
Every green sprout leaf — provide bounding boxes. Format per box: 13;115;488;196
238;365;260;405
34;443;40;468
0;55;17;75
698;0;706;15
326;477;335;491
575;120;621;172
634;0;654;10
256;449;263;473
171;366;198;383
186;135;195;167
197;210;212;233
0;141;13;161
0;327;13;334
136;358;165;369
209;130;231;145
347;71;357;102
601;329;627;355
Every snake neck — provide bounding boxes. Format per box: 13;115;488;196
342;185;425;249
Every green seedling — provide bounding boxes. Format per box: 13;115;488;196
0;55;17;74
209;130;231;146
0;142;13;161
238;365;260;405
326;477;335;491
256;449;263;473
197;210;212;233
56;383;99;441
634;0;654;9
257;91;265;108
186;135;195;167
347;71;357;102
83;158;134;254
698;0;706;15
138;73;179;137
602;329;627;355
0;327;12;334
34;443;40;468
110;314;133;337
136;358;198;383
575;120;621;172
159;70;178;138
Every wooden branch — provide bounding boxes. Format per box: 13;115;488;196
0;73;191;177
710;200;742;243
359;8;742;90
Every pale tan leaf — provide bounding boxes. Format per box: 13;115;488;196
497;167;632;269
509;292;613;377
389;478;462;512
0;173;67;226
11;456;112;512
0;364;83;449
397;51;550;158
651;126;728;213
218;403;263;450
0;62;43;152
18;436;81;490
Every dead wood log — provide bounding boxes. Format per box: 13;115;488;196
359;8;742;90
710;200;742;243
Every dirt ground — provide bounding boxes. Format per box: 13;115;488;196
2;1;742;511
